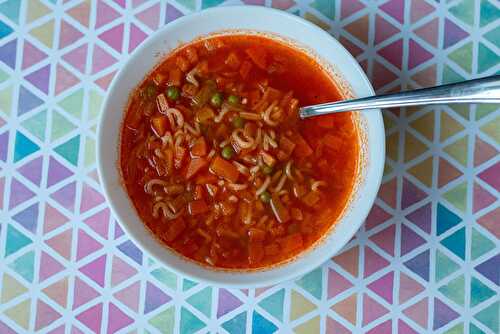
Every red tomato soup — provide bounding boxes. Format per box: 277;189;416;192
120;34;360;269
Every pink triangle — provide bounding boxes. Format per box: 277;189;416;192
43;278;68;307
71;326;85;334
113;281;140;312
408;39;433;69
76;303;103;333
378;178;397;208
44;204;69;233
112;0;125;8
50;181;76;211
367;320;392;334
378;39;403;69
132;0;147;7
326;317;350;334
375;14;400;44
59;20;84;49
47;325;65;334
79;255;107;287
39;251;65;282
474;137;497;167
98;24;124;53
95;70;116;91
47;157;73;188
73;277;100;309
84;208;110;239
22;41;47;70
255;285;274;297
87;169;100;184
380;0;405;24
365;204;392;230
92;45;117;74
477;208;500;239
414;18;438;47
80;183;105;213
9;178;35;209
111;255;137;286
217;289;243;318
67;1;90;27
55;64;80;95
367;272;394;303
401;178;427;209
18;156;43;186
62;44;88;73
107;303;134;333
95;0;120;29
135;3;160;30
364;247;389;277
339;36;363;58
362;294;389;325
372;61;398;91
403;298;428;328
401;225;426;255
478;161;500;191
398;319;419;334
369;225;395;256
399;272;425;304
77;229;103;260
46;228;72;260
328;269;354;298
410;0;434;23
129;24;148;53
341;0;365;19
35;300;62;330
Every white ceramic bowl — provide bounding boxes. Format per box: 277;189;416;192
97;6;385;287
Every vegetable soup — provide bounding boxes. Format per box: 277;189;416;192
120;34;360;269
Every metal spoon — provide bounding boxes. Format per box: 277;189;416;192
299;75;500;119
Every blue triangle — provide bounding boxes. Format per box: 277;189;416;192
186;287;212;317
5;224;32;256
117;240;143;265
180;307;205;334
436;203;462;235
441;227;465;260
404;249;430;281
18;86;44;116
0;39;16;69
14;131;39;162
0;20;13;39
252;311;277;334
222;311;247;334
8;250;34;282
470;277;495;307
258;289;285;322
183;278;198;291
0;0;21;24
296;268;322;300
470;323;485;334
12;203;38;233
53;135;80;166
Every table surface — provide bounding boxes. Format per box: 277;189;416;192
0;0;499;333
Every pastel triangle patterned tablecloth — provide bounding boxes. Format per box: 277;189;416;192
0;0;499;333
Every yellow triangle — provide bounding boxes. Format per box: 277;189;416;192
290;290;316;321
444;136;468;167
383;113;396;131
440;111;464;142
26;0;51;24
410;111;435;141
29;20;55;49
404;132;428;162
5;299;31;329
480;115;500;145
408;157;433;187
386;132;399;162
384;162;393;176
1;274;28;303
294;315;320;334
331;294;357;325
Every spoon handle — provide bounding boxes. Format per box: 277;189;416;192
299;75;500;119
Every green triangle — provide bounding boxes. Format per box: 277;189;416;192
1;273;28;303
0;68;8;83
58;89;84;119
0;85;13;116
54;135;80;166
442;65;465;84
448;42;473;73
477;43;499;73
441;227;466;260
222;312;246;334
186;287;212;318
438;275;464;306
440;111;464;142
177;0;196;10
443;182;468;213
471;228;495;260
475;104;497;120
444;136;468;166
410;112;434;141
182;278;197;291
21;110;47;141
149;306;174;334
470;323;485;334
258;289;285;322
151;268;177;290
5;225;32;257
470;277;495;307
408;157;433;187
84;137;96;167
450;0;474;26
8;251;35;283
386;132;399;162
294;315;320;334
483;26;499;46
14;131;40;162
4;299;30;329
480;0;499;27
444;323;464;334
449;104;470;120
311;0;335;20
480;115;500;145
0;0;21;24
51;110;76;141
435;249;460;282
296;268;322;300
290;290;316;321
88;89;103;120
474;301;499;333
180;307;205;334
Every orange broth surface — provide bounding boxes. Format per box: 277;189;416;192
120;34;360;269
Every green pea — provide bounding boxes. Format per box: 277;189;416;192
227;94;240;106
259;191;271;203
261;164;273;175
144;83;157;99
221;146;235;160
166;86;180;101
210;92;223;107
232;116;244;129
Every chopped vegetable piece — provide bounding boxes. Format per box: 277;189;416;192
185;157;208;179
195;106;215;123
206;184;218;197
225;52;241;69
261;164;273;175
239;60;252;79
192;80;217;108
292;133;313;157
193;185;204;200
210;92;223;107
259;191;271;203
191;137;207;157
210;156;240;183
185;47;199;64
323;133;343;150
227;94;240;106
245;48;267;69
248;228;266;242
168;68;182;86
166;86;180;100
279;136;296;156
261;151;276;167
291;208;303;220
143;83;156;99
195;173;218;184
232;116;244;129
270;194;290;223
151;116;169;137
248;242;264;264
188;199;209;215
176;56;190;72
221;146;235;160
164;218;186;242
278;233;303;253
302;191;320;207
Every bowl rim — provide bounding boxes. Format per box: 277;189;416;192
97;5;385;287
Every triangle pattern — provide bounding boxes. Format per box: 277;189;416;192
66;1;90;27
42;277;68;307
290;289;316;320
399;272;425;304
149;306;175;333
113;281;140;312
222;311;247;334
59;20;83;49
39;251;64;282
327;268;353;298
4;299;31;330
252;310;278;334
17;156;43;187
217;288;242;318
367;272;394;303
401;224;426;256
5;224;32;257
107;303;134;334
35;300;62;331
46;228;72;260
55;64;80;95
20;109;46;141
76;303;103;333
76;228;103;260
296;267;322;300
62;44;88;74
180;307;205;334
8;251;35;283
79;254;106;287
362;294;389;325
403;298;428;328
369;225;396;256
73;277;99;309
145;281;172;314
22;41;47;70
43;203;69;233
186;287;211;317
1;273;28;303
331;294;357;325
111;255;138;286
12;202;38;234
332;245;359;277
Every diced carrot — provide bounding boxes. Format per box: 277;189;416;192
245;48;267;70
176;56;190;72
279;136;296;156
185;157;208;179
191;137;207;157
292;133;313;157
239;60;252;79
185;47;198;64
248;242;264;265
188;199;209;215
164;218;186;242
248;228;266;242
225;52;241;69
278;233;303;253
195;172;218;184
151;116;168;137
323;133;343;150
174;146;186;169
168;67;182;86
193;185;204;200
209;156;240;183
302;191;320;207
